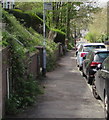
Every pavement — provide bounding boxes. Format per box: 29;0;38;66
7;50;105;119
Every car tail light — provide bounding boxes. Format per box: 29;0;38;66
81;53;86;57
90;62;101;66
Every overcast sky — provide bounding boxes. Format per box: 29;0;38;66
98;0;109;6
99;0;108;3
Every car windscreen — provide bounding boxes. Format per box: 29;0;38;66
94;52;109;63
83;45;105;52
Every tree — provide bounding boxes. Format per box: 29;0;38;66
16;2;101;45
86;7;107;42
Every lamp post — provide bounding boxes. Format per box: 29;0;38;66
42;0;46;76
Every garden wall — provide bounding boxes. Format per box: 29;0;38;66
2;47;42;117
0;49;3;119
1;43;65;118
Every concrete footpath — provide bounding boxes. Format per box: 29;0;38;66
9;50;105;118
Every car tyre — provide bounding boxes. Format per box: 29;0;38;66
82;70;86;77
79;66;82;71
104;93;109;120
87;76;92;85
92;79;100;99
87;72;93;85
76;60;79;67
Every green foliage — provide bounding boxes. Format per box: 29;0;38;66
50;28;66;35
67;42;74;50
87;8;107;43
3;10;42;50
2;11;45;114
2;10;59;115
46;41;58;71
8;9;43;29
2;31;9;47
5;94;20;115
2;6;68;115
15;2;43;14
46;52;57;72
85;32;98;43
4;35;43;115
85;32;108;43
97;34;109;43
88;8;106;35
3;10;36;47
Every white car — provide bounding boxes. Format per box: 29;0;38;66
76;43;106;71
75;41;86;56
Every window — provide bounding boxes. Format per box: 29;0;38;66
78;45;83;52
94;52;109;63
83;45;105;52
86;51;93;60
103;57;109;71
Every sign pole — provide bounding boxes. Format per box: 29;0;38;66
42;0;46;76
42;2;52;76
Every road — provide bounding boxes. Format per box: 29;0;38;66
8;50;105;119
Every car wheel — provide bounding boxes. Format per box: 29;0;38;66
79;66;82;71
87;76;92;85
82;70;86;77
104;93;109;120
76;61;79;67
92;79;100;99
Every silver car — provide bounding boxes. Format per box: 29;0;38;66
76;43;106;71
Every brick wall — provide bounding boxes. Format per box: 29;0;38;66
1;44;65;118
1;47;42;118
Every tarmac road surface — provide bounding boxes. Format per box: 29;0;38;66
7;50;105;119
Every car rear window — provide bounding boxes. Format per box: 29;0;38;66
83;45;105;52
94;52;109;63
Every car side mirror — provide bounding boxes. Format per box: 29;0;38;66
97;64;102;70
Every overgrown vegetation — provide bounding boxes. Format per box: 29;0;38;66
85;7;108;43
2;9;58;115
2;1;104;115
3;32;44;115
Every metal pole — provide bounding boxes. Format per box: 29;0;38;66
6;68;9;99
42;1;46;76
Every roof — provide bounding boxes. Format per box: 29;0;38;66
91;49;109;54
83;43;105;46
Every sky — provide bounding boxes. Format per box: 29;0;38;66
97;0;109;6
98;0;108;3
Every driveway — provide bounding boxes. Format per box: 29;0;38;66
7;50;105;118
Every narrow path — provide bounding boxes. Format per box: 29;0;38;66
12;50;104;118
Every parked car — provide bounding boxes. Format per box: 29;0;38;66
76;44;81;56
92;56;109;120
76;43;106;71
75;42;85;56
82;49;109;84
